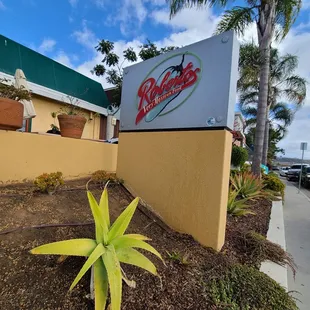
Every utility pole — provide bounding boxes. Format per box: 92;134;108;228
298;142;308;193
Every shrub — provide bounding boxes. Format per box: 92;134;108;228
268;171;279;178
227;189;254;216
208;264;298;310
263;174;285;197
234;231;296;273
230;172;264;200
240;163;251;173
231;145;248;167
92;170;123;185
230;169;239;177
34;172;64;194
31;186;162;310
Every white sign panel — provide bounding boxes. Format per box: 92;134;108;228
233;113;244;132
120;31;239;131
301;142;308;151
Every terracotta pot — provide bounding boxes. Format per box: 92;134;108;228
0;98;24;131
58;114;87;139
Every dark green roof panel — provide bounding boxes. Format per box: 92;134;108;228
0;34;109;108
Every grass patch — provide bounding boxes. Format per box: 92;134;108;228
207;264;298;310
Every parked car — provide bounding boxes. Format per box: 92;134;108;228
279;167;289;177
271;166;280;171
301;166;310;188
286;164;309;181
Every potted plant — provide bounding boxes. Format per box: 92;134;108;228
46;124;61;135
46;112;61;135
56;95;87;139
0;78;31;131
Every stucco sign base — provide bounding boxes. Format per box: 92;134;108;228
117;130;232;251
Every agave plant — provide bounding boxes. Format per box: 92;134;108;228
227;189;255;216
230;172;264;200
30;186;162;310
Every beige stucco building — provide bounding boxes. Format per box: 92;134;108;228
0;34;119;140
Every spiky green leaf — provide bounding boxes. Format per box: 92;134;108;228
30;239;97;256
94;259;108;310
111;235;162;260
99;186;110;228
87;191;108;243
102;245;122;310
117;248;158;275
108;197;139;241
70;243;105;291
124;234;151;241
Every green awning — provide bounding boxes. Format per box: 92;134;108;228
0;34;109;109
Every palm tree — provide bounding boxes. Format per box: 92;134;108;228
238;43;306;164
245;125;286;164
241;101;293;132
169;0;302;175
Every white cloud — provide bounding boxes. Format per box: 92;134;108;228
117;0;148;36
0;1;6;10
150;6;220;49
37;38;56;54
54;51;74;68
302;0;310;10
278;107;310;159
93;0;105;8
69;0;78;7
275;29;310;158
145;0;166;5
72;20;97;49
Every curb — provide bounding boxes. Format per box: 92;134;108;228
260;200;288;290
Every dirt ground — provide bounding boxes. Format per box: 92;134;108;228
0;180;271;310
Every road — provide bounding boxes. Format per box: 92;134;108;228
283;180;310;310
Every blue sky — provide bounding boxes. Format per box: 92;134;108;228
1;0;310;158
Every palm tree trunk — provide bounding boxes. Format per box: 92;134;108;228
252;45;271;175
262;118;270;165
252;3;276;176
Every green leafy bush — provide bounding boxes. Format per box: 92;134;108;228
227;189;254;216
31;186;162;310
33;172;64;194
230;172;264;200
263;174;285;197
208;264;298;310
268;171;279;178
0;78;31;101
92;170;123;185
231;145;248;167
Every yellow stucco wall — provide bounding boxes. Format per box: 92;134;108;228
117;130;232;250
31;95;101;140
0;130;118;183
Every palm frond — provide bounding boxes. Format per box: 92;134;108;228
239;91;259;106
272;54;298;81
276;0;302;40
168;0;227;17
282;75;307;104
215;7;255;35
270;102;293;126
241;106;258;118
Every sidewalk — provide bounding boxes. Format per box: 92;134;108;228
284;182;310;310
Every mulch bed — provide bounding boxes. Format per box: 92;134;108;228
0;180;271;310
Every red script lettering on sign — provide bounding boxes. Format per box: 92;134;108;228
135;62;200;125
